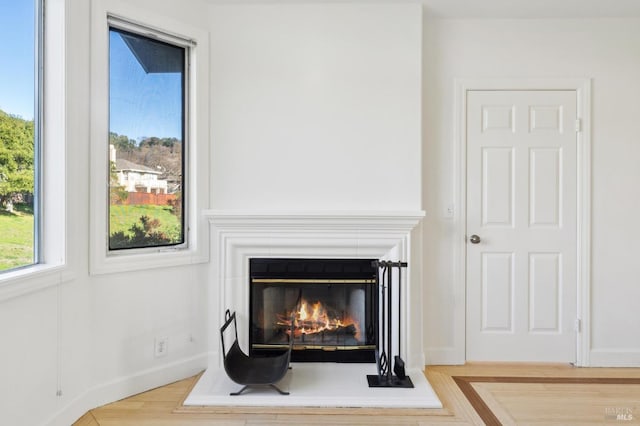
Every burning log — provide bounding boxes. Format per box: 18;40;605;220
296;323;358;337
298;323;357;337
296;324;359;344
275;297;361;340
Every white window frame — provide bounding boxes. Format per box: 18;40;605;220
0;0;69;301
89;0;209;274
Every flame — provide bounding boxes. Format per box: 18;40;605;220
276;298;361;340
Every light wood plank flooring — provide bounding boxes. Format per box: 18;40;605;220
75;363;640;425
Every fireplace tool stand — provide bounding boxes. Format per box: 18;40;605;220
367;260;414;388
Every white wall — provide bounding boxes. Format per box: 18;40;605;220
422;17;640;366
209;3;423;211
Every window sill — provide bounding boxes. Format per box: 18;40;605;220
90;246;209;276
0;263;74;303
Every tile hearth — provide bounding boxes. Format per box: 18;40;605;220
184;362;442;409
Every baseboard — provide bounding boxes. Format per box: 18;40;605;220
422;346;640;366
588;349;640;367
424;347;465;365
45;353;208;426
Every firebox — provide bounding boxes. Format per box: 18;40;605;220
249;258;378;362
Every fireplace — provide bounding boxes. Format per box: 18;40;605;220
204;210;426;371
249;258;378;362
186;210;439;408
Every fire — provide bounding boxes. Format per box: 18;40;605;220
276;298;361;340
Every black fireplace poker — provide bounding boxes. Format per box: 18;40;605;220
367;260;414;388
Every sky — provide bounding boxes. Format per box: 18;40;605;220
109;31;184;142
0;0;36;120
0;1;182;140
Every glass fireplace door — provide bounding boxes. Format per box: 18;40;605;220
249;258;378;362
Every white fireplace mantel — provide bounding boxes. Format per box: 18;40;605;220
204;209;425;229
203;209;426;370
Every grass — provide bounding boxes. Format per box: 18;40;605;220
0;204;181;271
110;204;182;241
0;205;35;271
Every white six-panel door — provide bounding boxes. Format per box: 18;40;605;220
466;90;578;362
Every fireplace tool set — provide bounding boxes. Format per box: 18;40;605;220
367;260;414;388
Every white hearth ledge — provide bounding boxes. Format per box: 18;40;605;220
184;362;442;409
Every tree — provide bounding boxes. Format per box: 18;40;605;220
109;215;172;249
109;160;129;205
109;131;136;153
167;191;182;220
0;110;34;210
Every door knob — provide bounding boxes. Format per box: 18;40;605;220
469;234;481;244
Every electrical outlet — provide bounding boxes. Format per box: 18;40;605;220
154;337;168;358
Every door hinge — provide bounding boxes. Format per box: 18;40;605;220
575;118;582;133
574;318;581;333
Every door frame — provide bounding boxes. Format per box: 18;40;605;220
452;79;592;366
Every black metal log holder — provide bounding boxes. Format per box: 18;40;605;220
367;260;414;388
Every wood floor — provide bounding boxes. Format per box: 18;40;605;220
74;363;640;425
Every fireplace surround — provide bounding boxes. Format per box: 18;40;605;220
205;210;426;371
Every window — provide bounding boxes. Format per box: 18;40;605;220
89;1;209;275
0;0;42;273
108;22;187;251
